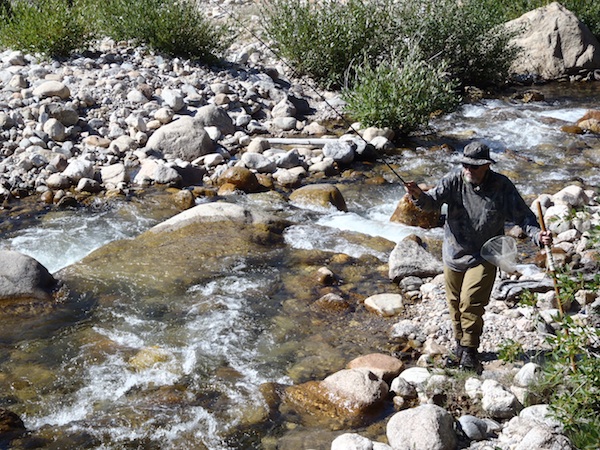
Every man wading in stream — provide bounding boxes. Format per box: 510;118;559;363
405;141;553;372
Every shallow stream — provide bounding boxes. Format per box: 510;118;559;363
0;83;599;449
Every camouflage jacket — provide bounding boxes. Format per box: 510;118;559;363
414;169;542;271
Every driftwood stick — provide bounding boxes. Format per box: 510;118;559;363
264;137;339;146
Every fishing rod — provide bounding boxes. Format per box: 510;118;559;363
212;2;408;186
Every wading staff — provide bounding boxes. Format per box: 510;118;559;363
536;202;564;316
537;202;577;372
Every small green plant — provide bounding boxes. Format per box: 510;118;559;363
518;289;537;307
341;45;460;135
587;224;600;247
498;338;525;363
97;0;229;61
0;0;94;57
542;315;600;450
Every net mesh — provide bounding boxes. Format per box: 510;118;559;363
481;235;517;273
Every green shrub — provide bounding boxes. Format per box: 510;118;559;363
97;0;229;61
341;45;460;134
0;0;94;57
498;338;525;363
542;315;600;450
261;0;518;132
259;0;395;89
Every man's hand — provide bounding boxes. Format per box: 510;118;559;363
539;230;553;246
405;181;423;200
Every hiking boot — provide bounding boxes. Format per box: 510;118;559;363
455;341;466;359
459;347;482;373
443;341;465;368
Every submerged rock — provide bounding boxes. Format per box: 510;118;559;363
283;368;388;429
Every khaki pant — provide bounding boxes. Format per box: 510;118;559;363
444;261;497;349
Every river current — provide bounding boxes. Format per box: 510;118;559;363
0;83;599;449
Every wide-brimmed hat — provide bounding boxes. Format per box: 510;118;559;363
458;142;495;165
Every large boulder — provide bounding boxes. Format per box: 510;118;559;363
148;201;284;234
506;2;600;80
144;116;214;161
56;204;290;298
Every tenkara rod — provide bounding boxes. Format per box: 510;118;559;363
213;2;408;186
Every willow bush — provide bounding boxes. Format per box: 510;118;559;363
342;46;460;134
261;0;518;133
259;0;396;89
96;0;229;61
517;269;600;450
0;0;229;61
0;0;94;57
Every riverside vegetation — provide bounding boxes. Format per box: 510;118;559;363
0;0;599;448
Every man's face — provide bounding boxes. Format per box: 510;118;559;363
462;163;490;185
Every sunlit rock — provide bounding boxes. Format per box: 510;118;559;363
551;185;590;207
217;166;261;193
346;353;403;383
322;140;355;166
312;293;351;312
388;236;443;283
172;188;195;210
283;368;388;428
331;433;374;450
32;80;70;99
364;293;403;317
390;194;440;228
577;118;600;133
387;404;456;450
315;266;337;285
481;379;520;419
506;2;600;81
289;183;347;211
144;116;214;161
194;104;235;136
